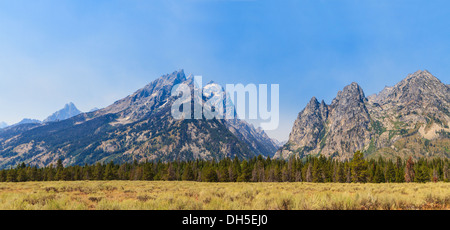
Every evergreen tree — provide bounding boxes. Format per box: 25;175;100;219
6;169;16;182
312;160;324;183
350;151;368;183
182;163;195;181
104;161;116;180
93;163;103;180
337;163;346;183
203;167;218;182
385;161;396;183
237;160;251;182
414;162;430;183
373;164;384;183
17;168;27;182
0;154;448;184
55;159;64;181
167;163;176;181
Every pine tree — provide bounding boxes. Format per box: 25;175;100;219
182;164;195;181
414;161;430;183
350;151;368;183
312;160;324;183
167;163;176;181
374;164;385;183
46;164;55;181
385;161;396;183
55;159;64;181
104;161;116;180
6;168;16;182
337;163;346;183
203;167;218;182
17;168;27;182
237;160;251;182
93;162;103;180
0;170;6;182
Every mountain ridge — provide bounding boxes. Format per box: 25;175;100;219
275;70;450;161
0;70;279;169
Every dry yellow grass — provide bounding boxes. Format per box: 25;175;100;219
0;181;449;210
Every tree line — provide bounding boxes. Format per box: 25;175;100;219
0;151;449;183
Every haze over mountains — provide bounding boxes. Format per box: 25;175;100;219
275;70;450;161
0;103;83;129
44;102;82;123
0;70;278;169
15;119;42;126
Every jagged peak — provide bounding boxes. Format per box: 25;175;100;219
347;82;363;90
15;118;41;126
140;70;187;93
156;69;186;84
309;96;319;104
64;102;77;109
44;102;82;123
395;70;446;92
169;69;186;81
347;82;365;96
404;70;440;83
305;97;320;109
385;70;450;104
334;82;366;103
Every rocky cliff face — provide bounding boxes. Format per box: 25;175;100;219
225;118;279;157
276;70;450;160
0;70;279;169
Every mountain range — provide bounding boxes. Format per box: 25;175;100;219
0;103;83;130
275;70;450;161
0;70;279;169
0;69;449;169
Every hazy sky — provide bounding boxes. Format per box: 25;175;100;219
1;0;450;141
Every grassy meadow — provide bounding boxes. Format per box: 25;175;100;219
0;181;449;210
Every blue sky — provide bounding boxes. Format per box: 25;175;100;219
1;0;450;141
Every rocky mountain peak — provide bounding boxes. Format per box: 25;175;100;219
305;97;320;110
382;70;450;107
399;70;444;93
333;82;366;104
97;70;187;119
277;82;372;160
303;97;328;121
44;102;82;123
276;70;450;161
405;70;435;81
368;86;394;104
141;69;186;93
0;70;280;169
16;118;41;125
